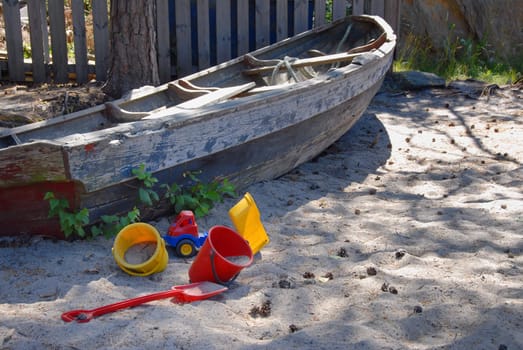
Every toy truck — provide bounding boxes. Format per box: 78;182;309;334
163;211;208;258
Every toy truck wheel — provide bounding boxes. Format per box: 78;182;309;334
176;239;197;258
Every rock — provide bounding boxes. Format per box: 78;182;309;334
392;71;446;90
366;266;377;276
395;249;407;259
277;279;293;289
289;324;300;333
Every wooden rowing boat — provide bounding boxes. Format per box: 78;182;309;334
0;15;396;238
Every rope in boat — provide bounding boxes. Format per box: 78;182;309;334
332;23;353;69
268;56;319;85
267;23;353;84
270;56;299;85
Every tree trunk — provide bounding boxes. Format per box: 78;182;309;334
103;0;160;98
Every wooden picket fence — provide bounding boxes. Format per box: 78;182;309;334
0;0;400;84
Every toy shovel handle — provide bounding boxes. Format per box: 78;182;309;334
61;289;183;323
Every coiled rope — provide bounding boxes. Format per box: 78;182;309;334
268;23;353;84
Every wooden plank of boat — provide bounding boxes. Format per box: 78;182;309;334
104;82;254;122
347;32;387;53
177;79;220;92
168;81;215;100
143;82;255;119
0;104;106;139
167;79;222;100
175;82;255;109
0;141;67;186
105;101;150;122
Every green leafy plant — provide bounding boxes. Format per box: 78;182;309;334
394;25;521;85
163;170;236;218
46;165;235;238
23;44;32;59
44;192;89;238
91;207;141;238
132;164;160;206
324;0;333;23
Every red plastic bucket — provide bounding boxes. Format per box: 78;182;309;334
189;225;253;285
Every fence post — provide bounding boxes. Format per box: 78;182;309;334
92;0;109;82
255;0;270;49
48;0;69;83
370;0;385;18
352;0;364;16
332;0;345;20
175;0;192;77
156;0;171;82
313;0;325;27
196;0;210;69
237;0;249;55
26;1;49;83
2;0;25;81
384;0;401;41
294;0;308;34
216;0;232;64
276;0;288;40
71;0;88;83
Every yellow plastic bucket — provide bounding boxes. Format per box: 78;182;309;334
112;223;169;276
228;192;269;255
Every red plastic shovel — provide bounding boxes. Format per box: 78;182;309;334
61;281;227;323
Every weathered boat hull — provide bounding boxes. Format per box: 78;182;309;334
0;15;395;238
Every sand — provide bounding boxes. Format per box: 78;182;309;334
1;81;522;349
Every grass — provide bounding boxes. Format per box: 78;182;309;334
393;29;522;85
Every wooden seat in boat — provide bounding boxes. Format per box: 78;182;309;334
105;82;255;122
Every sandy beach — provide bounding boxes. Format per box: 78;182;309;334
1;80;522;349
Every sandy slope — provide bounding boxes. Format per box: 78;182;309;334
1;82;521;349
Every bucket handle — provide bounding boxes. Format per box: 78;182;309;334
210;250;240;287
